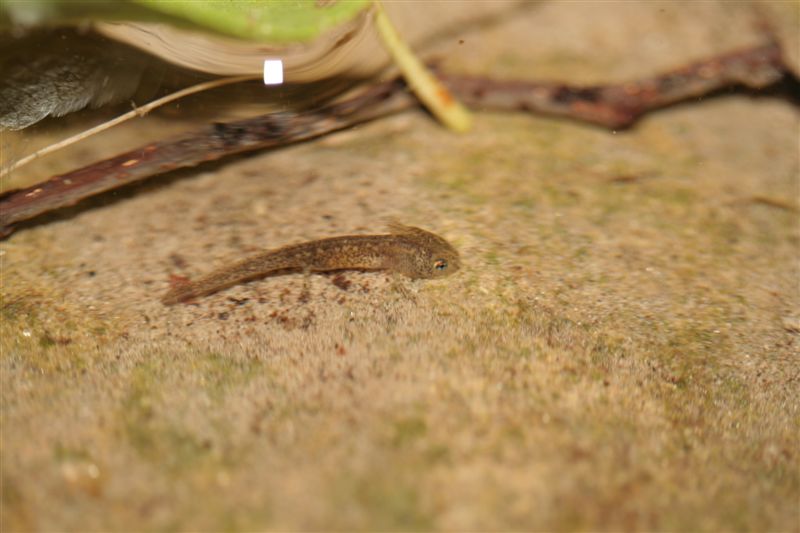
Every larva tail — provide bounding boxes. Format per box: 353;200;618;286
161;282;198;306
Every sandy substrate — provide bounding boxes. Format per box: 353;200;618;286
2;2;798;531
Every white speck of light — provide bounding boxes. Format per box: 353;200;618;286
22;330;31;337
263;59;284;85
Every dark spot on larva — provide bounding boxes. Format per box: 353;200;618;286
169;253;187;269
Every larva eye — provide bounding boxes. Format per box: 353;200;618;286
433;259;448;271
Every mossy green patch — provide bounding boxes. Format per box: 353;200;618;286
53;443;92;463
193;351;266;399
332;467;434;531
117;352;264;472
391;416;427;447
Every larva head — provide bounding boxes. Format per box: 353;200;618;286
389;224;461;279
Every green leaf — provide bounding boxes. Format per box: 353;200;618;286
130;0;371;42
1;0;371;43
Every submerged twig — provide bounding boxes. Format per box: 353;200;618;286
0;41;788;237
442;41;784;128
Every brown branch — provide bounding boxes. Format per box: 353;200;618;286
0;41;788;238
443;41;784;128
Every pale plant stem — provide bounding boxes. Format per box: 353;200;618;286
373;0;472;133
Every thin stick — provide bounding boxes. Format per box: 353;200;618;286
0;74;261;179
